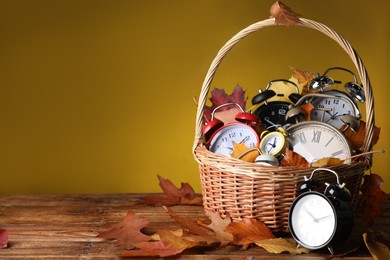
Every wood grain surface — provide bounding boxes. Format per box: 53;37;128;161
0;193;389;259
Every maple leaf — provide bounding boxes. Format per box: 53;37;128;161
311;157;343;167
360;174;388;226
270;1;300;26
144;175;203;206
203;85;246;122
0;229;8;249
280;148;310;167
225;218;275;249
255;238;309;254
231;142;259;163
341;120;381;151
121;229;199;258
98;211;150;249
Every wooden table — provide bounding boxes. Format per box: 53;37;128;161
0;193;388;259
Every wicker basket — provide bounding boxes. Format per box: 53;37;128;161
193;17;375;232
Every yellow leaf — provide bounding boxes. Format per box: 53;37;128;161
255;238;310;254
311;157;343;167
363;232;390;260
231;142;259;163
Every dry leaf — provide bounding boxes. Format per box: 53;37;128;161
214;106;242;124
299;103;314;121
0;229;8;249
341;120;381;151
290;66;318;95
164;206;214;236
270;1;300;26
363;232;390;260
144;175;203;206
231;142;259;162
360;174;388;226
255;238;310;254
121;229;199;258
98;211;150;249
204;210;234;244
203;85;246;122
311;157;343;167
280;148;310;167
225;218;275;249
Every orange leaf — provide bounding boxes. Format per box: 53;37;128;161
255;238;309;254
144;175;202;206
231;142;259;162
360;174;388;226
164;206;214;236
225;218;275;249
121;229;199;258
341;120;381;151
270;1;300;26
363;232;390;260
290;66;318;95
299;103;314;121
311;157;343;167
98;211;150;249
280;148;310;167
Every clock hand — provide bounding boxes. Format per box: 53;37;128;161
239;136;250;144
304;208;318;222
317;215;333;221
263;118;277;126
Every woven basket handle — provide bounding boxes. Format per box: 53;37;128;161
194;18;375;154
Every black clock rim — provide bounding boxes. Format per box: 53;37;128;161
288;191;337;250
253;101;291;128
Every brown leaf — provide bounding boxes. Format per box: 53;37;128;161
164;206;214;236
341;120;381;151
255;238;310;254
0;229;8;249
299;103;314;121
270;1;300;26
311;157;343;167
360;174;388;226
225;218;275;249
290;66;318;95
144;175;203;206
363;232;390;260
121;229;199;258
98;211;150;249
280;148;310;167
204;210;234;244
203;85;246;122
231;142;259;162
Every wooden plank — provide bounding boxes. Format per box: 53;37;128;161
0;193;388;259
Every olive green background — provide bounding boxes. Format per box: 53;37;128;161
1;0;389;194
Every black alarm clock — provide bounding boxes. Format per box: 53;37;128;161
252;79;301;130
288;168;353;254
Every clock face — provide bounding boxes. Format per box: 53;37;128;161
310;90;360;129
289;192;336;249
287;121;351;164
209;123;259;156
254;102;290;129
260;132;286;156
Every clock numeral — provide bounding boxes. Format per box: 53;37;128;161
221;137;228;142
278;108;286;116
297;132;307;144
325;137;334;147
229;132;236;138
311;130;322;143
331;150;343;157
333;99;339;105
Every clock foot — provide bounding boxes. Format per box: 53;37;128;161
327;245;334;255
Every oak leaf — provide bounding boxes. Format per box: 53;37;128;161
144;175;203;206
224;218;275;249
0;229;8;249
255;238;309;254
290;66;318;95
203;210;234;244
341;120;381;151
280;148;310;167
270;1;300;26
203;85;246;122
98;211;150;249
360;174;388;226
231;142;259;162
